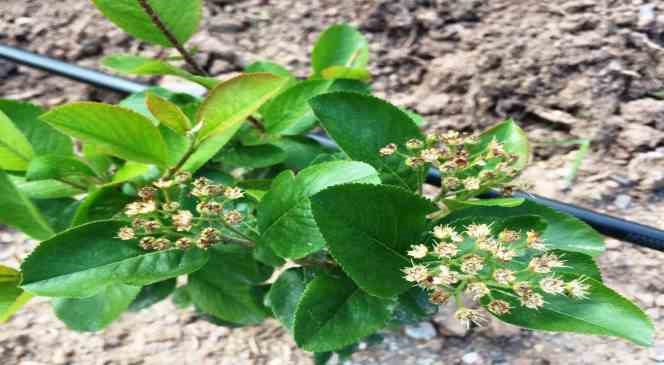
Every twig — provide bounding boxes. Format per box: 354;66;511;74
163;138;197;179
136;0;209;76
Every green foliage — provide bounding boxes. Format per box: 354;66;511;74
0;266;32;323
41;102;170;166
311;92;424;190
0;16;652;357
54;283;141;332
312;24;369;76
483;276;653;346
0;109;34;171
102;54;217;89
258;161;381;259
293;269;395;352
0;171;54;240
21;221;208;298
92;0;202;47
311;184;435;297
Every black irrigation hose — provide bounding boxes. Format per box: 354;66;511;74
2;43;664;251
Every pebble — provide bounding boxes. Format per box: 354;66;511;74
462;352;484;364
404;322;437;340
652;343;664;363
613;194;632;210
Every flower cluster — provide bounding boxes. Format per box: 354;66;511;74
402;223;591;328
117;172;248;251
379;131;521;198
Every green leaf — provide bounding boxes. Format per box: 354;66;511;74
311;184;436;298
128;279;176;311
102;54;217;89
54;283;141;332
261;80;334;136
268;268;308;332
0;171;54;240
245;61;294;79
71;185;134;226
118;87;200;124
472;118;530;170
391;287;438;326
41;102;170;166
11;177;83;200
258;161;381;259
293;270;395;352
196;73;287;142
321;66;371;82
440;200;605;256
26;155;97;181
92;0;202;47
0;100;72;156
146;92;192;134
311;92;424;190
186;245;271;325
21;220;208;298
312;24;369;75
484;276;653;346
214;144;287;169
0;109;33;171
443;197;525;210
273;136;334;170
34;198;80;233
0;266;32;323
112;161;156;183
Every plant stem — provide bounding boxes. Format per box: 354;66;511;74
136;0;208;76
248;116;266;133
163;138;197;179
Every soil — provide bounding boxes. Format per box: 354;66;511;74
1;0;664;364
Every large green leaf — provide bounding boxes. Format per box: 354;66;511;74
484;276;653;346
41;102;170;166
54;283;141;331
26;155;97;181
261;80;333;136
312;24;369;75
128;279;176;311
439;200;605;256
186;245;271;325
92;0;202;47
258;161;381;259
310;92;424;189
0;109;33;171
268;268;308;332
0;100;72;156
0;171;54;240
311;184;436;298
196;73;287;142
102;54;217;89
391;287;438;326
273;136;334;170
0;266;32;323
293;270;395;352
34;198;80;233
21;220;208;298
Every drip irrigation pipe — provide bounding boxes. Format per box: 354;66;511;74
2;43;664;251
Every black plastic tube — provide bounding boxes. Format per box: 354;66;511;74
0;44;148;94
2;43;664;251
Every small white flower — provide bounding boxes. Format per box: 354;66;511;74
466;282;490;301
540;276;565;295
402;265;430;283
487;299;511;315
407;244;429;259
493;269;516;285
379;143;397;156
463;177;481;191
466;224;491;240
566;278;591;299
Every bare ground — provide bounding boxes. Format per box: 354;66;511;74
1;0;664;364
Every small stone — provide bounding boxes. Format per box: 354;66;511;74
404;321;437;340
462;352;484;364
655;294;664;307
651;343;664;362
613;194;631;210
0;60;18;78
